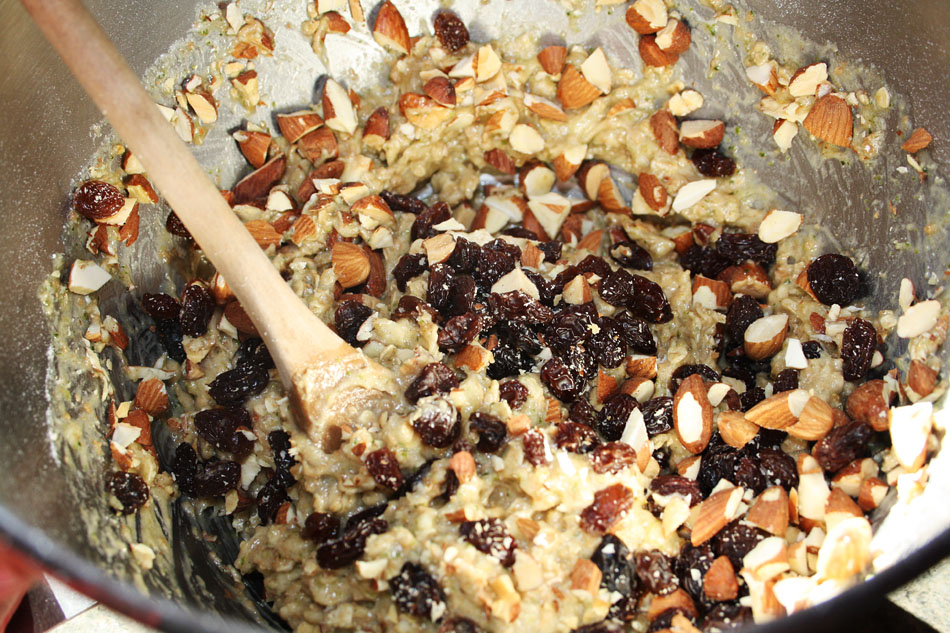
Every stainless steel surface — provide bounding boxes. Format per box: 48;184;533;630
0;1;949;632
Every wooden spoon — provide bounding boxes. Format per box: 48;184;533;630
22;0;397;449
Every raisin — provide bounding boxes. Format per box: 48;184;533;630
195;407;253;456
590;317;626;369
365;447;404;490
74;180;125;220
427;264;455;316
733;455;764;494
446;237;480;274
739;387;765;411
691;148;736;178
592;534;637;596
335;300;374;347
630;274;674;323
841;318;877;382
395;460;434;499
615;311;657;355
393;253;429;292
712;521;767;570
591;442;637;474
380;190;427;215
555;422;601;454
460;518;517;567
715;233;777;268
598;268;636;307
392;295;433;322
499;380;528;409
808;254;861;306
569;398;598;427
256;476;288;524
172;442;198;496
670;364;720;393
757;448;798;490
680;244;733;280
108;471;149;514
503;226;538;240
193;461;240;497
406;363;459;403
641;397;674;436
179;282;214;337
580;483;635;533
651;475;702;506
267;429;296;486
209;363;269;407
436;469;459;505
610;241;653;270
772;368;799;393
473;247;516;289
572;622;624;633
698;442;737;497
700;601;753;632
725;294;763;342
410;397;462;448
487;290;554;324
653;446;672;471
676;542;715;605
522;428;549;466
154;318;185;363
486;344;528;380
524;269;558;306
594;394;637;442
802;340;822;359
237;338;274;371
537;240;563;262
439;617;481;633
411;200;452;241
447;275;477;318
391;562;447;620
540;357;582;402
438;312;482;352
813;420;872;473
470;412;507;453
486;238;522;262
316;516;388;569
302;512;341;544
345;503;388;532
433;11;469;52
143;293;181;320
649;610;695;632
635;550;679;595
165;212;191;238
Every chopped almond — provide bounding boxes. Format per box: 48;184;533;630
901;127;932;153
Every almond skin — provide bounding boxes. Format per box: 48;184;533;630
298;127;339;164
846;379;892;431
625;0;667;34
231;155;285;203
233;130;271;168
786;395;835;440
744;389;810;430
691;486;743;546
372;1;410;55
639;34;679;67
244;220;282;249
134;378;168;415
743;313;788;360
704;556;739;601
423;76;457;107
803;94;853;147
224;300;259;335
331;241;370;288
537;45;567;75
276;111;323;143
901;127;932;153
484;148;517;175
650;110;679;154
746;486;790;536
638;172;668;211
557;64;601;110
673;374;713;454
679;119;725;149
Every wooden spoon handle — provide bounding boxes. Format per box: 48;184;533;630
21;0;358;383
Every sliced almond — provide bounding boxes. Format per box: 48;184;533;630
655;19;691;54
122;150;145;175
298;126;339;164
802;94;853;147
449;450;476;483
125;174;159;204
537;45;567;75
484;148;517;175
797;457;830;521
399;93;453;129
562;274;593;305
668;89;704;117
620;377;655;404
291;214;317;245
824;487;863;532
570;559;602;595
423;232;457;265
134;378;168;415
889;401;933;472
746;486;789;536
526;192;571;239
691;275;732;311
717;262;772;299
607;98;636;117
276;111;323;144
897;300;941;338
576;229;603;253
362;106;390;150
332;241;370;288
244;220;282;249
717;410;759;449
597;176;628;214
758;209;802;244
422;76;456;107
901;127;933;153
520;162;556;198
580;47;611;94
491;268;541;300
673;374;713;454
185;89;218;124
639;34;679;67
671;179;717;213
746;62;778;94
691;486;744;545
224;300;259;335
351;195;395;230
576;161;610;201
372;1;410;55
523;93;568;122
650;109;679;154
703;556;738;601
786;395;834;440
743;313;788;360
475;44;502;82
231;70;259;108
625;0;668;34
553;144;587;181
680;120;725;149
788;62;828;98
626;355;658;379
745;388;810;429
557;64;601;110
322;79;359;135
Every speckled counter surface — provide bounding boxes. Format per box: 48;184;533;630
888;556;950;632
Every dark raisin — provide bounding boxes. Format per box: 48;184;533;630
393;295;438;322
485;238;522;262
630;274;674;323
841;318;877;382
651;475;702;506
700;601;753;632
491;319;541;355
598;268;635;307
555;422;601;453
427;264;455;316
698;443;737;497
522;428;549;466
193;460;240;497
499;380;528;409
436;469;459;505
691;148;736;178
725;295;763;342
256;476;288;524
808;254;861;306
757;448;798;490
473;247;516;289
590;317;626;369
195;407;253;457
166;212;191;238
680;244;734;280
268;429;296;486
596;394;639;442
410;397;461;448
393;253;429;291
209;364;269;407
179;282;214;337
486;344;528;380
391;562;447;620
365;447;404;490
615;311;657;355
572;622;624;633
74;180;125;220
569;398;598;427
439;617;482;633
433;11;469;52
503;226;538;240
544;304;596;352
739;387;765;412
487;291;554;324
537;240;563;262
447;275;477;318
802;340;822;359
380;190;427;215
345;503;388;532
406;363;460;403
470;412;507;453
411;200;452;241
576;254;612;278
160;324;186;368
772;368;799;393
634;550;679;595
591;442;638;474
524;269;558;306
609;240;653;270
540;357;582;402
302;512;341;544
316;517;388;569
143;292;181;320
641;397;674;436
813;420;872;473
732;455;764;494
107;471;149;513
712;521;767;570
335;300;373;347
715;233;777;268
580;483;635;533
592;534;637;596
237;338;274;371
395;460;434;499
460;518;517;567
653;446;672;471
648;610;695;633
676;542;715;605
172;442;198;496
438;312;482;353
670;364;720;393
446;237;480;274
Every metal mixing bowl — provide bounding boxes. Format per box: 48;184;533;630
1;0;948;631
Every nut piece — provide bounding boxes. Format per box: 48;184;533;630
244;220;282;249
788;63;828;98
233;130;271;168
772;119;798;152
276;111;323;143
638;173;669;212
570;559;603;594
134;378;169;415
332;241;370;288
673;374;713;454
802;94;853;147
758;209;802;244
691;486;744;546
717;410;759;449
557;65;601;110
509;123;545;154
669;89;704;117
625;0;668;34
232;154;287;204
639;34;679;67
650;110;679;154
68;260;112;295
362;106;390;150
655;19;691;54
125;175;159;204
857;477;888;511
704;556;739;601
846;379;892;432
537;45;567;75
717;262;771;299
746;486;789;536
423;76;457;107
647;589;698;622
680;120;725;149
476;44;502;82
449;450;476;483
423;233;456;264
907;360;937;398
626;355;658;379
671;179;717;213
323;79;358;135
888;402;933;472
399;93;452;129
692;276;731;311
553;144;587;181
372;1;410;55
744;389;810;430
901;127;933;153
815;516;872;581
455;343;492;373
484;148;517;175
785;395;834;440
580;48;612;95
523;94;568;122
897;300;941;338
744;314;789;360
